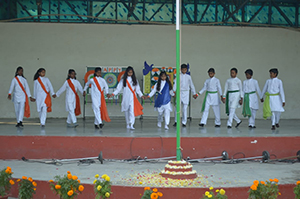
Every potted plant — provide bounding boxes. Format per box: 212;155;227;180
294;181;300;199
201;187;227;199
0;166;14;199
248;179;281;199
140;187;163;199
93;174;112;199
49;171;84;199
17;176;37;199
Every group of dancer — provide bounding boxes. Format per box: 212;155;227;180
8;65;285;131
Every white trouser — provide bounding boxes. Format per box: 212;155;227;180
93;107;102;125
125;105;135;126
227;108;241;126
14;101;25;123
271;111;281;125
158;109;171;126
39;105;47;125
248;108;257;127
200;104;221;125
67;110;77;124
174;103;188;125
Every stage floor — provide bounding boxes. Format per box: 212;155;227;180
0;117;299;137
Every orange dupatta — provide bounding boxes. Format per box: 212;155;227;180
15;77;30;118
93;77;111;122
67;79;81;116
126;79;143;117
37;77;52;112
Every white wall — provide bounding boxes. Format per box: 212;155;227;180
0;22;299;120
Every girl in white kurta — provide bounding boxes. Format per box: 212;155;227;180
56;69;84;127
172;64;197;127
33;68;56;127
242;69;261;128
8;66;33;127
223;68;243;128
197;68;223;127
146;71;174;130
260;68;285;130
108;66;143;130
83;67;110;129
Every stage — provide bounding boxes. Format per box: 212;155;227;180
0;117;300;199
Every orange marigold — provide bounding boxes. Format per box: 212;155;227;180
72;175;78;180
297;181;300;185
250;184;257;191
17;179;21;182
269;179;273;182
22;176;27;180
78;185;84;192
157;192;163;197
7;166;12;170
55;185;61;189
260;181;265;185
5;169;11;174
274;178;279;183
278;192;281;195
144;187;150;191
32;181;37;187
77;180;81;183
49;180;54;183
150;192;158;199
67;171;71;174
28;177;33;182
253;180;259;185
152;188;158;192
67;190;74;196
67;174;72;179
9;180;15;185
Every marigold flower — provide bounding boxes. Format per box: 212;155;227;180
220;189;225;195
28;177;33;182
77;180;81;183
78;185;84;192
269;179;273;182
7;166;12;170
93;179;97;184
139;181;142;184
205;191;210;196
49;180;54;183
157;192;163;197
17;179;21;182
152;188;158;192
278;192;281;195
150;192;158;199
208;194;212;198
97;185;102;191
5;169;11;174
105;192;110;197
95;174;99;178
67;171;71;174
67;190;74;196
144;187;150;191
9;180;15;185
250;185;257;191
216;189;219;193
105;176;110;182
102;174;108;179
209;187;214;190
274;178;279;183
260;181;265;185
67;174;72;179
32;181;37;187
55;185;61;189
297;181;300;185
34;188;36;191
72;175;78;180
22;176;27;180
253;180;259;185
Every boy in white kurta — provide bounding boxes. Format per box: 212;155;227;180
222;68;243;128
242;69;261;128
146;71;174;130
56;69;84;127
197;68;223;127
173;64;197;127
8;66;33;127
260;68;285;130
33;68;56;127
108;66;143;130
83;67;109;129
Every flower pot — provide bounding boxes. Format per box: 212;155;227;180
0;194;11;199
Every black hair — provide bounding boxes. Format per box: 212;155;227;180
269;68;278;76
123;66;137;87
15;66;25;78
231;67;238;73
245;69;253;76
157;71;173;91
34;68;45;80
181;64;188;69
208;68;215;73
67;69;76;80
94;67;101;77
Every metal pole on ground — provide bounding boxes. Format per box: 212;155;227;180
176;0;181;161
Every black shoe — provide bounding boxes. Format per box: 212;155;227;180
99;123;104;128
41;125;45;128
252;126;256;128
199;124;204;127
235;121;242;128
227;126;232;128
248;125;252;128
19;121;24;127
16;123;20;127
215;125;221;127
95;125;100;129
271;125;275;130
182;124;186;127
173;123;177;127
275;123;280;128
